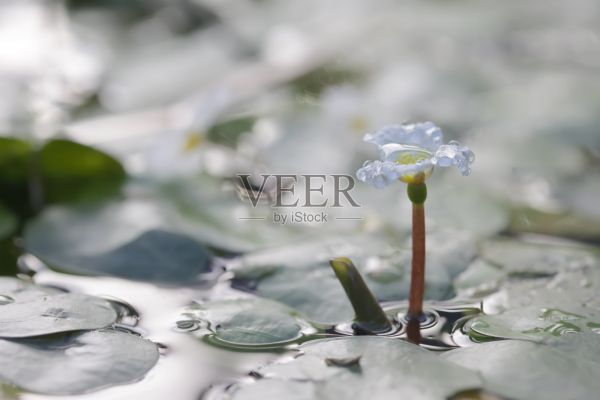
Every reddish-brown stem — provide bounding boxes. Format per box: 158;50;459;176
408;203;425;319
406;317;421;344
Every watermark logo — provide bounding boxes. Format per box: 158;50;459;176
236;174;362;224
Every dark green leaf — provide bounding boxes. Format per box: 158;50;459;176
39;139;126;204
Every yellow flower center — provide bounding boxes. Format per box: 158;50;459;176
394;148;433;184
182;132;204;152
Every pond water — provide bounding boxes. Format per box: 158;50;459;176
15;267;269;400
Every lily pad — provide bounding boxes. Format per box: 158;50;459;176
225;337;481;399
0;293;117;338
480;238;598;275
24;201;214;284
426;180;509;236
442;340;600;400
453;258;507;297
253;266;354;326
231;235;463;325
468;305;600;341
0;277;63;302
510;207;600;242
0;330;158;395
183;298;308;348
159;176;392;253
229;237;391;325
483;265;600;314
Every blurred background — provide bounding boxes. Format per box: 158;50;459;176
2;0;600;238
1;1;600;399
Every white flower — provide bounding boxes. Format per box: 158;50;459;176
357;122;474;188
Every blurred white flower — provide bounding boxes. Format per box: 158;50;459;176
357;122;475;188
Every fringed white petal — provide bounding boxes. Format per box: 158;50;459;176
433;140;475;176
357;122;475;188
363;122;443;152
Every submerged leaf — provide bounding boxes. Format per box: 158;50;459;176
0;293;117;338
0;330;158;395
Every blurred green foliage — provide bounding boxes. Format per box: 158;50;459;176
0;137;125;218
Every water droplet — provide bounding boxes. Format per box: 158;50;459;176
176;320;200;332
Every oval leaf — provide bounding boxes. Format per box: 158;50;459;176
0;330;158;395
224;337;481;399
183;298;307;348
443;340;600;400
24;201;214;285
0;293;117;338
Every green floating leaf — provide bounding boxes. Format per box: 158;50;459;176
483;263;600;313
468;306;600;341
0;277;63;302
510;207;600;242
159;176;342;254
39;139;126;204
0;330;158;395
24;201;214;284
480;238;599;275
0;293;117;338
231;236;458;325
250;266;354;326
183;298;307;348
443;340;600;400
453;259;507;297
426;181;509;236
0;137;126;215
225;337;481;399
471;261;600;342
